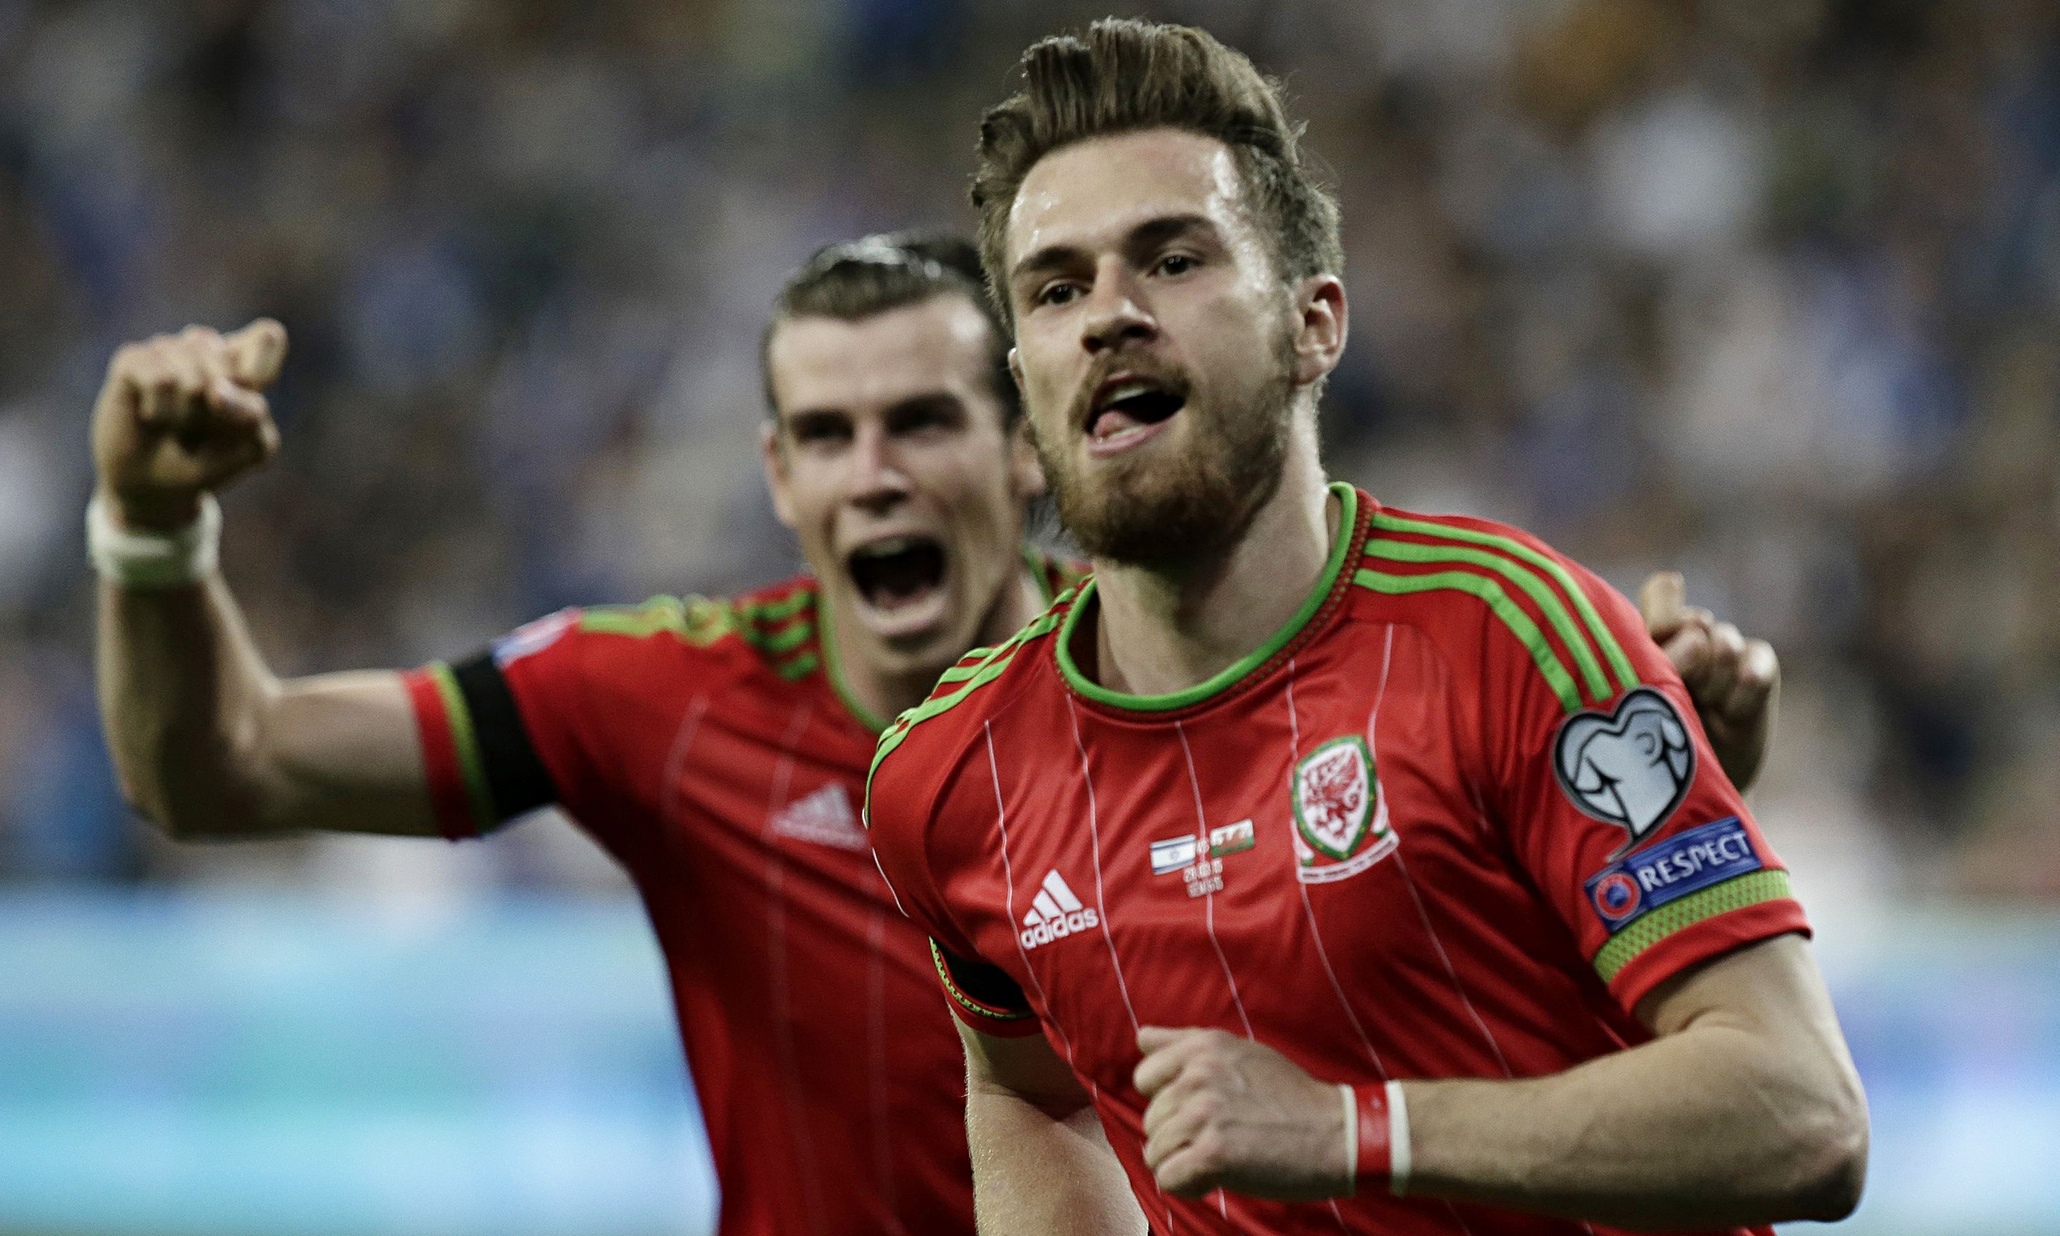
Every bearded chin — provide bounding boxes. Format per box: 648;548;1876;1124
1043;373;1295;571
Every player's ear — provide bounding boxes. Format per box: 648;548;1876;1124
1007;346;1024;393
1290;275;1347;389
759;420;799;530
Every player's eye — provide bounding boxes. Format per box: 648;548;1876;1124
888;396;965;436
1155;252;1199;277
788;415;852;447
1034;281;1082;308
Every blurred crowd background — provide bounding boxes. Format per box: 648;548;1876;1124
2;0;2058;899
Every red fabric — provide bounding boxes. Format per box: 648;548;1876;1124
867;490;1798;1236
1353;1084;1392;1184
401;667;475;840
408;581;976;1236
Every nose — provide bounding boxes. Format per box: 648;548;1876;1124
846;421;911;516
1080;258;1156;355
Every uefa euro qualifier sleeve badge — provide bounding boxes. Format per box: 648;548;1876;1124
1292;735;1397;884
1554;687;1694;851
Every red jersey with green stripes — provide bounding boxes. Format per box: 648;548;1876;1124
402;555;1079;1236
864;485;1804;1236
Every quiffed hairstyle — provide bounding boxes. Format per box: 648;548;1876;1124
971;19;1343;320
762;231;1018;425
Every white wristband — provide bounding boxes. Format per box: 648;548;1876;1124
1338;1083;1358;1191
1386;1078;1411;1197
87;493;221;588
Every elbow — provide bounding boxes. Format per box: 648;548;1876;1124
124;773;274;842
1778;1080;1870;1221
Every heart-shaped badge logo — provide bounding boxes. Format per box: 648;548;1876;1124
1553;687;1694;844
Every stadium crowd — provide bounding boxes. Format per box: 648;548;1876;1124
1;0;2055;900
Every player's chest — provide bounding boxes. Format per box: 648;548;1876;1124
651;682;882;867
959;629;1497;1031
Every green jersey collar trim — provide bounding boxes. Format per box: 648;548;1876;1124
1055;483;1359;714
818;592;893;736
824;545;1066;737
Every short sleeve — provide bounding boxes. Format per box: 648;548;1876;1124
867;735;1043;1038
402;610;588;839
1484;565;1810;1014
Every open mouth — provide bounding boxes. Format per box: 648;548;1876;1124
1087;374;1187;443
847;535;947;612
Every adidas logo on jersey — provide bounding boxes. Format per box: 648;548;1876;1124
769;784;868;852
1019;870;1099;951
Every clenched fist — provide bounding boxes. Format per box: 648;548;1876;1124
1134;1026;1352;1202
1638;571;1780;793
92;319;288;530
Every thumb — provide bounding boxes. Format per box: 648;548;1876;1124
1639;571;1686;637
224;318;288;389
1137;1026;1190;1055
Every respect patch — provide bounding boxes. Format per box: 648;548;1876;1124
1584;817;1765;933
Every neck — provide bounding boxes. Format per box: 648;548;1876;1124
828;557;1049;730
1089;419;1336;698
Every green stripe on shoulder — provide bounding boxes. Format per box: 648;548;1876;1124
427;662;497;836
579;595;737;644
1354;566;1583;712
865;600;1069;814
577;592;821;674
1364;537;1612;702
1370;513;1638;694
1593;869;1794;984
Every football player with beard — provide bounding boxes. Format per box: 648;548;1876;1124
864;21;1862;1236
89;224;1776;1232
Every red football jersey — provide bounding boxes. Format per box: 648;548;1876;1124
865;485;1808;1236
403;554;1079;1236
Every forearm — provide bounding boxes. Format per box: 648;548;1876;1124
98;573;284;834
968;1086;1144;1236
1401;944;1866;1227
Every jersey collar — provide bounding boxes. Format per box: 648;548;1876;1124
1055;482;1367;715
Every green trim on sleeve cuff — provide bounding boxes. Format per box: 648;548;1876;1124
1593;869;1795;984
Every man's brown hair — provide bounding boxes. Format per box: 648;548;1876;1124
971;18;1342;320
762;232;1017;424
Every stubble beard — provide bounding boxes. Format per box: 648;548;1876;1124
1035;329;1299;570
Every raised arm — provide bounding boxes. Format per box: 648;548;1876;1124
960;1022;1146;1235
1133;934;1866;1229
93;321;436;840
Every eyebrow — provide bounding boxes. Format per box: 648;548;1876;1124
1009;212;1221;286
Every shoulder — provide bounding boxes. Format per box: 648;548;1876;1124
567;575;826;682
863;583;1075;837
1349;501;1647;716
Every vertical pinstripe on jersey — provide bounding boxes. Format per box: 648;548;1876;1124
1064;695;1144;1034
1174;720;1269;1227
1283;656;1391;1236
1174;721;1257;1042
981;724;1085;1076
1282;658;1388;1078
1061;698;1180;1235
761;701;828;1235
1364;625;1516;1081
657;694;711;824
